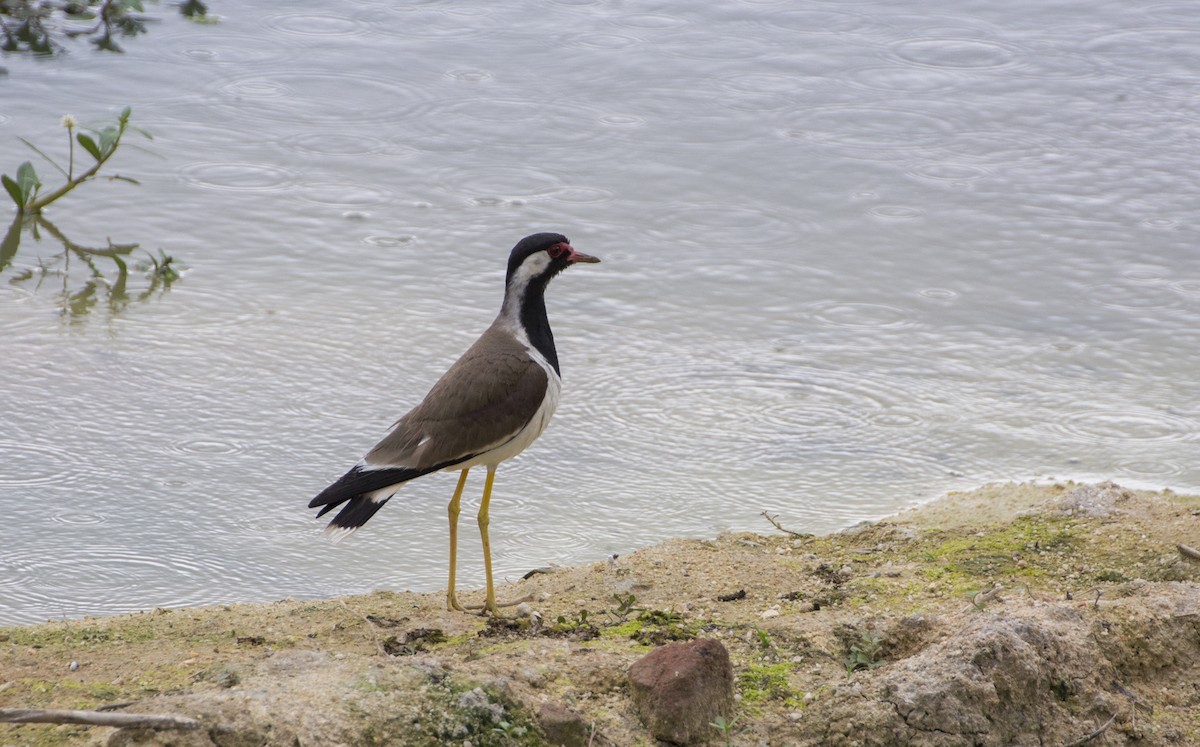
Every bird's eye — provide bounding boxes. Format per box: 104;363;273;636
547;243;567;259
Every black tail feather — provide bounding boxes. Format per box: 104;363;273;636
308;465;427;519
326;494;391;530
309;456;477;530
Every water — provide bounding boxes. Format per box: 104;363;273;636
1;0;1198;626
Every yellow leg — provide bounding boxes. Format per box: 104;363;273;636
477;466;499;615
446;468;470;612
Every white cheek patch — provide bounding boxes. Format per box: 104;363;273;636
509;252;552;290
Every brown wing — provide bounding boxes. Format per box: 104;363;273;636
363;323;549;470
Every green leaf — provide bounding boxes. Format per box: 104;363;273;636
2;174;23;206
77;133;102;161
98;125;119;155
119;105;132;123
110;175;141;185
16;162;40;200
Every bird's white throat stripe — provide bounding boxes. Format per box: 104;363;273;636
508;252;552;294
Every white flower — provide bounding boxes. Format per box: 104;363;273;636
61;115;77;129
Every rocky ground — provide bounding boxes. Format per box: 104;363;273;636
2;481;1199;746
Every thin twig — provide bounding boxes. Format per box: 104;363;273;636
760;511;806;537
338;599;388;656
0;708;199;731
1177;543;1200;562
1061;713;1116;747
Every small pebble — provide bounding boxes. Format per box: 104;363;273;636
68;661;78;671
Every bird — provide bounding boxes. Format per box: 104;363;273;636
308;232;599;615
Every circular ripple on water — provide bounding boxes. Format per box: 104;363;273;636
1081;282;1183;310
49;511;109;526
942;130;1061;165
363;233;418;248
778;105;959;158
293;182;394;208
0;544;235;621
847;65;964;92
1051;409;1197;444
918;287;960;301
1142;3;1200;23
376;6;493;39
909;162;990;182
280;131;411;157
213;72;437;125
179;162;298;192
1115;457;1184;480
149;32;297;65
168;437;251;456
262;12;372;36
867;205;925;221
755;9;869;33
0;441;91;487
1173;280;1200;296
445;68;492;84
607;13;688;30
806;301;918;328
1086;28;1200;80
660;31;771;60
576;32;642;49
547;186;616;204
892;37;1021;69
126;285;274;331
432;165;568;201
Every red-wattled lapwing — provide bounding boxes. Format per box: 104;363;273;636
308;232;599;615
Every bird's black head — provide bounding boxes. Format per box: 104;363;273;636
505;232;600;288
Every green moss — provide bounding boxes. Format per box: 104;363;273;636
738;663;803;709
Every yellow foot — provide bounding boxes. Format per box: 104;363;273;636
447;592;465;612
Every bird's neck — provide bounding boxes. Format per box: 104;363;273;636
503;277;561;376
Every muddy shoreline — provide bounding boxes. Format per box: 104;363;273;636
3;481;1199;746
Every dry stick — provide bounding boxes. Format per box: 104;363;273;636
0;708;199;731
760;511;806;537
338;599;389;656
1177;543;1200;562
1061;713;1116;747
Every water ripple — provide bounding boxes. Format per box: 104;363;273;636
262;12;372;37
179;162;298;192
756;9;869;33
213;72;437;125
806;301;919;328
1050;409;1198;444
0;544;250;622
778;104;960;159
293;182;394;208
281;132;413;157
0;441;89;487
847;65;964;92
893;38;1021;69
1086;28;1200;79
150;32;297;65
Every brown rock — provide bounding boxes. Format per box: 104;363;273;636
628;638;733;745
537;701;590;747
